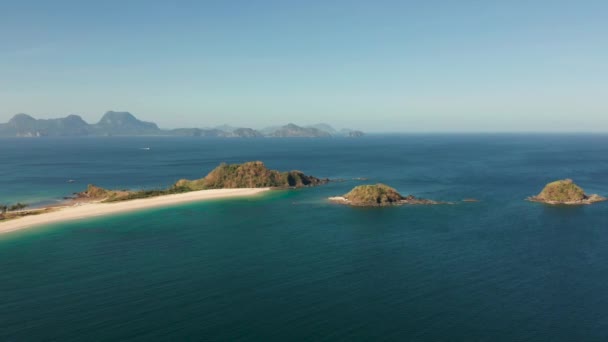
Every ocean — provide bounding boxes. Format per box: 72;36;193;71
1;135;608;341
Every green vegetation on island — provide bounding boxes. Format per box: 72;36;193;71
0;202;43;222
0;202;28;215
344;184;405;205
175;161;328;190
74;184;180;203
528;179;606;204
102;187;192;202
73;161;328;203
8;203;28;211
329;183;440;206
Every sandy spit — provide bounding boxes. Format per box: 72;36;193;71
0;188;270;234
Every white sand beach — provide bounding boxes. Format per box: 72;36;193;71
0;188;270;234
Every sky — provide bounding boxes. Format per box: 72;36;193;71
1;0;607;132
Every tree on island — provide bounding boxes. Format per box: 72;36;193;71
528;179;606;204
8;203;28;211
330;183;441;206
0;204;7;220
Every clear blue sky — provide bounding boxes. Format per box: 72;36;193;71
1;0;606;132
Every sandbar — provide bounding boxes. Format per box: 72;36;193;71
0;188;270;234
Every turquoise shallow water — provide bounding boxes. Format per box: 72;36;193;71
2;135;608;341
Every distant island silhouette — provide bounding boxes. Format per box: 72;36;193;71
0;111;364;138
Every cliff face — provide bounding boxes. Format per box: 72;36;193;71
529;179;606;204
175;161;328;190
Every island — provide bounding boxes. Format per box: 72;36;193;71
0;161;327;233
72;161;328;203
0;111;364;138
329;184;441;206
174;161;328;191
527;179;607;205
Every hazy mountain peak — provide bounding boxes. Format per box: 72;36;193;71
0;113;363;137
63;114;87;123
96;111;159;131
307;123;337;134
98;111;137;125
9;113;36;124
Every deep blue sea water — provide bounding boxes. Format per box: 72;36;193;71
1;135;608;341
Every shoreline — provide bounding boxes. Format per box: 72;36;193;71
0;188;270;234
526;196;607;205
328;196;446;206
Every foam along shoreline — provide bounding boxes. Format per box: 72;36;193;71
0;188;270;234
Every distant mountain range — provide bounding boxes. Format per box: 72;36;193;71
0;111;364;138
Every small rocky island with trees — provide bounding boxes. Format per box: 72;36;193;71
329;184;441;207
174;161;328;190
528;179;606;205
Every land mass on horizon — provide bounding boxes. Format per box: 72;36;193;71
0;111;364;138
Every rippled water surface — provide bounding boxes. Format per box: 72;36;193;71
1;135;608;340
